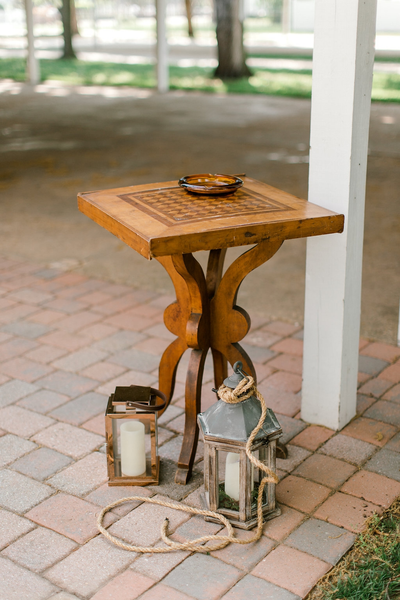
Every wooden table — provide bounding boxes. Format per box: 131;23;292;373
78;177;344;484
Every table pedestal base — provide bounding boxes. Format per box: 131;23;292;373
157;239;285;484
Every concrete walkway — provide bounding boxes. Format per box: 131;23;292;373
0;80;399;343
0;255;399;599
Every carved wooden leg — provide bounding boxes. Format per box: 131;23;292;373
211;348;228;389
158;337;187;416
156;256;191;417
206;249;228;389
175;348;207;484
157;253;209;484
210;240;283;379
209;240;289;458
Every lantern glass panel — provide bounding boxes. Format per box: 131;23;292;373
216;449;240;512
251;447;268;509
111;413;157;478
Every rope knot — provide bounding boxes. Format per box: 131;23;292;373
217;375;255;404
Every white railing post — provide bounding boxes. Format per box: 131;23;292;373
24;0;40;85
156;0;169;93
302;0;377;430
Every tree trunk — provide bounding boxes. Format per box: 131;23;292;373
214;0;251;79
71;0;79;36
60;0;76;59
185;0;194;37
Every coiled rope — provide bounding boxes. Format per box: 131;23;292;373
97;375;278;553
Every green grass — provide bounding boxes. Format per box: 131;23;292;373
248;52;312;60
2;57;400;102
248;52;400;63
307;498;400;600
0;57;314;97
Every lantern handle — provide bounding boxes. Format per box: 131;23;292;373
233;361;250;382
126;387;167;412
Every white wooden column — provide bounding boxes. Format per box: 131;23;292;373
156;0;169;93
24;0;40;85
302;0;377;430
282;0;291;35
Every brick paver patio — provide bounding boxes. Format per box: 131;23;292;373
0;256;399;600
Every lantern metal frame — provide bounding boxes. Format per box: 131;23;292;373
105;385;166;486
197;361;282;529
199;420;281;529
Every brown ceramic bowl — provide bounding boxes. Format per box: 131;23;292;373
178;174;243;195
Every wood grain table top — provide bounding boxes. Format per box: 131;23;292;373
78;177;344;259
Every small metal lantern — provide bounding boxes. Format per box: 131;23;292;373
198;362;282;529
105;385;166;486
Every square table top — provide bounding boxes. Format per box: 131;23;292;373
78;177;344;259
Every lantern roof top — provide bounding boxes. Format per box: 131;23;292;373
198;395;282;443
199;362;281;443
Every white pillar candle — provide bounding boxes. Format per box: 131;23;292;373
120;421;146;477
225;452;240;501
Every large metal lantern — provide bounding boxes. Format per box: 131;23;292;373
198;362;282;529
105;385;166;486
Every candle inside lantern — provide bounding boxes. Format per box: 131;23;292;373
120;421;146;477
225;452;240;501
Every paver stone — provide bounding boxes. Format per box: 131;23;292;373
319;434;376;465
0;469;53;513
290;425;334;451
276;475;331;513
45;534;135;598
90;570;155;600
341;470;400;507
292;453;357;488
108;494;191;547
262;504;305;541
0;557;56;600
211;527;275;571
26;492;115;544
314;491;382;533
0;434;36;467
221;574;301;600
136;583;195;600
48;452;107;496
364;448;400;482
341;417;397;447
163;553;242;600
2;526;77;572
131;542;190;581
0;508;35;550
0;405;54;437
32;422;104;459
251;545;330;597
285;517;355;564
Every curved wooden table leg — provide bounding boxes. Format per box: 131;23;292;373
157;253;210;484
206;249;228;389
175;348;207;484
211;348;228;389
209;240;289;460
172;254;209;484
156;256;191;417
210;240;283;381
158;337;187;416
